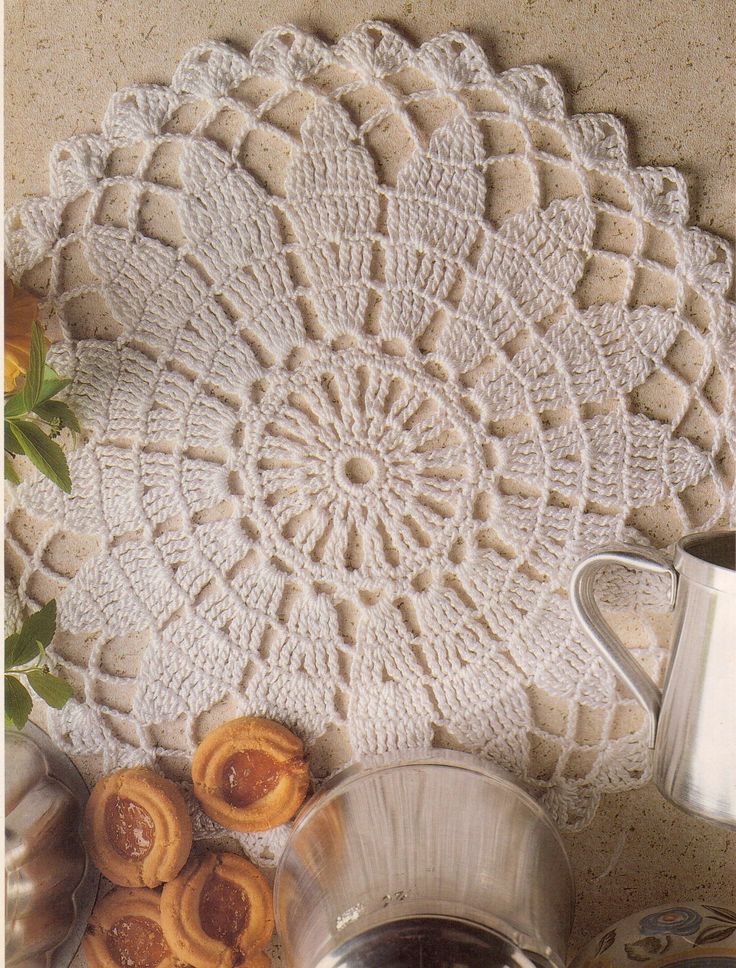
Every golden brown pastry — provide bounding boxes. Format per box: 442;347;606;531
83;887;177;968
240;954;270;968
83;767;192;888
192;717;309;832
160;850;274;968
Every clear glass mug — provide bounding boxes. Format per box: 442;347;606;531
570;530;736;829
273;751;574;968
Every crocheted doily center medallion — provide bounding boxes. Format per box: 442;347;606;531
247;346;484;589
5;24;734;849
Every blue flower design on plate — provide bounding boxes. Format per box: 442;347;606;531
639;908;703;936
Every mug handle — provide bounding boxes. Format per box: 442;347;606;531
569;547;678;747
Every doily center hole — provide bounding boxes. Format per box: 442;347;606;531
344;457;375;485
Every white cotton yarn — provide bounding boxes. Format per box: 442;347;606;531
4;24;734;856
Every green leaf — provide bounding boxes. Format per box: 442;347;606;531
695;925;736;946
5;631;40;670
7;420;71;493
703;905;736;924
5;423;24;454
624;937;669;962
21;599;57;650
5;453;20;484
5;633;23;669
5;675;33;729
20;322;47;412
26;669;73;709
596;929;617;956
4;391;28;419
33;400;80;433
38;366;72;404
5;601;56;671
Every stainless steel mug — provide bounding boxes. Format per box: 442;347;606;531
570;530;736;828
274;750;574;968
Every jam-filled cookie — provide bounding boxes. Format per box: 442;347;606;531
84;767;192;887
83;888;177;968
192;718;309;832
160;850;273;968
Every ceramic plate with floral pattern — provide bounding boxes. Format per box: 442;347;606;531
571;903;736;968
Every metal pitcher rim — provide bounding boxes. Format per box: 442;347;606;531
675;529;735;594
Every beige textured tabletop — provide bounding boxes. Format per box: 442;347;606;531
5;0;736;959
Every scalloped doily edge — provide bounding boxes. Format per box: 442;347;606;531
4;21;735;303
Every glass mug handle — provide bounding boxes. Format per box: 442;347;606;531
569;547;678;747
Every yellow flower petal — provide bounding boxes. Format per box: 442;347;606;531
4;278;43;393
5;346;30;392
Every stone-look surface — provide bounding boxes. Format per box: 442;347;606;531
6;0;735;241
562;782;735;954
5;0;735;961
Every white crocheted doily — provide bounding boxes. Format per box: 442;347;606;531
5;24;735;850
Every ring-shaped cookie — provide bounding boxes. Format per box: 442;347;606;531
192;718;309;832
83;767;192;887
83;888;177;968
241;954;270;968
160;850;274;967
